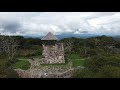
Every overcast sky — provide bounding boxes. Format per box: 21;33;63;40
0;12;120;36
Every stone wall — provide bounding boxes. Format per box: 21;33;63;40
42;43;65;64
15;68;76;78
14;62;82;78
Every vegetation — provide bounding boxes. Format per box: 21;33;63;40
12;60;31;70
73;55;120;78
65;54;85;67
0;68;19;78
0;35;120;78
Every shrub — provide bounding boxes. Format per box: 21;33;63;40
84;55;120;72
72;68;96;78
99;65;120;78
73;55;120;78
86;48;98;57
0;68;19;78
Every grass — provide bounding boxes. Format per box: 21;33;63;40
66;53;85;68
12;60;31;70
72;59;85;67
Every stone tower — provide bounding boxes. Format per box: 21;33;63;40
41;32;65;64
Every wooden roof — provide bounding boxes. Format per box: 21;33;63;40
41;32;58;40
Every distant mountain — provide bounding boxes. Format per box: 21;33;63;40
113;35;120;38
23;33;100;39
112;35;120;41
55;33;99;40
23;35;41;39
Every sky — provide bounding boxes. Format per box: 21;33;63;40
0;12;120;36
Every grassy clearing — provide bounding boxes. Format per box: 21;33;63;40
72;59;85;67
66;53;85;68
12;60;31;70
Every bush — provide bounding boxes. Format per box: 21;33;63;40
72;68;98;78
16;49;42;57
73;55;120;78
86;48;98;57
0;53;6;59
84;55;120;72
0;58;12;71
99;65;120;78
0;68;19;78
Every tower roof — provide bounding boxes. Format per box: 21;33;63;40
41;32;58;40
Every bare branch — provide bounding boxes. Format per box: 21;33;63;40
64;38;74;53
0;33;18;61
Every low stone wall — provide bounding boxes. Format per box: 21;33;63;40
15;68;77;78
15;58;82;78
40;68;76;78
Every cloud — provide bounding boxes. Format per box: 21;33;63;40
0;12;120;36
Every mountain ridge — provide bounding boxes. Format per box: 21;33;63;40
22;33;120;40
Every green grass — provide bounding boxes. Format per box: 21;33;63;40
66;53;85;68
72;59;85;67
66;53;80;59
12;60;31;70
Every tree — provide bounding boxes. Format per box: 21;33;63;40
0;33;18;62
62;38;74;53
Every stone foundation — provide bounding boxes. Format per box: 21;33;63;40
14;60;82;78
42;43;65;64
15;68;76;78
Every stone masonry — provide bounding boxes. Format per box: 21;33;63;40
42;43;65;64
15;68;76;78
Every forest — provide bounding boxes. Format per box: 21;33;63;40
0;35;120;78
